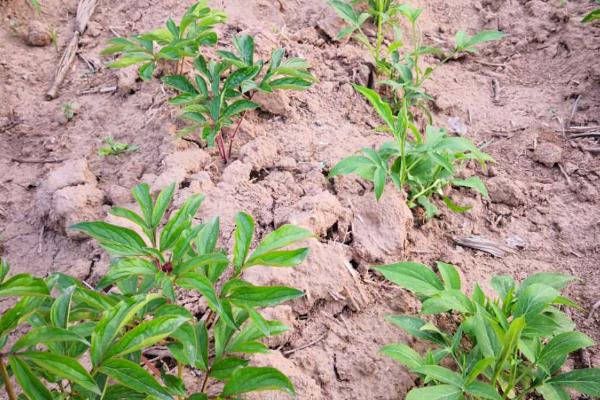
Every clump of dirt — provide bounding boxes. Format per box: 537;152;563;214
1;0;599;398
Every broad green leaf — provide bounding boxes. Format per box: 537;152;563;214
353;84;396;131
268;77;312;90
0;274;49;297
245;248;309;268
583;9;600;23
50;286;75;328
222;367;295;397
537;384;570;400
466;357;495;383
464;381;502;400
162;75;198;94
173;253;229;275
99;358;172;400
494;316;524;378
8;356;52;400
452;176;489;198
436;262;461;289
210;357;249;380
70;221;146;256
222;99;259;119
0;258;9;282
228;285;304;308
328;155;374;177
442;196;472;213
131;183;154;225
538;332;594;370
232;34;255;65
490;275;515;300
247;224;312;262
233;212;254;271
22;351;100;394
513;283;559;317
421;289;474;314
225;65;261;89
106;315;188;359
519;273;576;292
413;365;464;387
12;327;89;351
385;315;447;346
380;344;423;369
151;183;175;227
103;384;149;400
547;368;600;396
406;384;462;400
91;294;159;366
374;262;444;296
107;55;153;68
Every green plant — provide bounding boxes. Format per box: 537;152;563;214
101;1;226;80
329;86;492;218
328;0;504;116
103;2;315;162
162;34;315;162
50;28;58;51
583;0;600;22
98;136;139;157
375;261;600;400
0;182;313;399
63;102;78;121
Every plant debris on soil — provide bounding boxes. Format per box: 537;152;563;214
1;0;599;398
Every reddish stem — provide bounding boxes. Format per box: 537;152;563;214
227;92;256;160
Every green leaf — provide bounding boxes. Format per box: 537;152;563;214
380;344;423;370
537;384;570;400
537;332;594;370
12;327;89;351
163;75;198;94
138;62;156;81
225;65;261;89
0;274;49;297
268;77;313;90
232;34;255;65
455;30;505;52
547;368;600;396
106;315;189;359
70;221;146;256
464;381;502;400
107;55;153;68
519;273;576;292
421;289;474;314
21;351;100;394
353;84;395;131
210;357;249;380
328;155;374;177
466;357;495;383
99;358;172;400
8;356;53;400
513;283;559;317
490;275;515;299
132;183;154;226
244;248;309;268
228;285;304;308
413;365;464;387
442;196;472;213
91;294;159;366
222;367;295;397
583;8;600;23
374;262;444;297
233;212;254;271
494;316;525;378
222;99;259;119
50;286;75;328
152;183;175;227
453;176;489;198
247;224;312;263
406;384;462;400
0;258;9;283
104;384;149;400
436;262;461;290
385;315;447;346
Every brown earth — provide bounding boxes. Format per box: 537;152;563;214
1;0;599;398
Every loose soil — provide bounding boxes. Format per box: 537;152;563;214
1;0;599;398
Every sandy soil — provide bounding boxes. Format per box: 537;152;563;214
1;0;599;398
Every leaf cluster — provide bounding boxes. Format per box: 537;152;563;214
102;2;315;162
0;183;313;399
101;1;226;80
375;261;599;400
98;136;139;157
327;1;503;217
329;86;492;218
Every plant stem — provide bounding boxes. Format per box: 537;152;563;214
0;357;17;400
200;368;211;392
226;92;255;160
177;362;184;400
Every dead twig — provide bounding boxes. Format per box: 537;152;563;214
453;235;517;258
10;157;65;164
587;299;600;321
46;0;99;99
282;329;329;355
557;163;572;186
78;86;117;95
568;132;600;139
